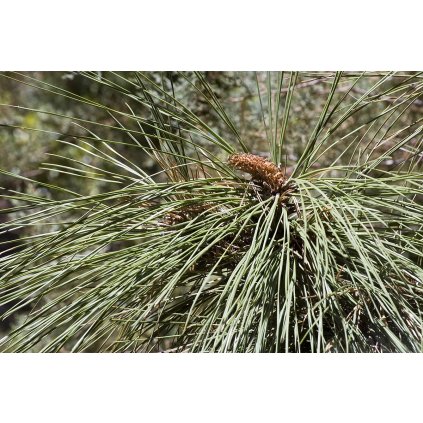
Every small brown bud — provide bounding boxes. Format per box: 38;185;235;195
228;153;287;194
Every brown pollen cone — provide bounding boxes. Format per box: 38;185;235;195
228;153;287;193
